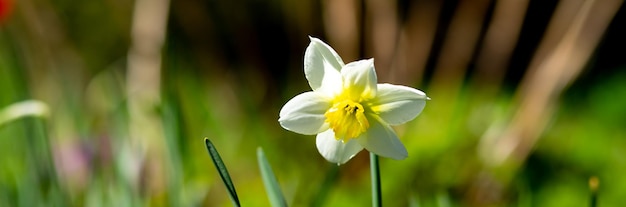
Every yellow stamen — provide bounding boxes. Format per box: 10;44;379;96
324;99;369;142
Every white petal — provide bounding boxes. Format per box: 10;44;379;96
357;116;408;160
304;37;344;94
316;129;364;164
279;92;331;135
370;84;428;125
341;59;378;99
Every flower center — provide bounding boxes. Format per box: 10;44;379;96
324;99;370;142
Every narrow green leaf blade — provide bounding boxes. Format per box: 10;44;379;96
257;147;287;207
204;138;240;207
0;100;49;127
589;176;599;207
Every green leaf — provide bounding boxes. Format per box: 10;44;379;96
0;100;49;128
589;176;599;207
257;147;287;207
204;138;240;207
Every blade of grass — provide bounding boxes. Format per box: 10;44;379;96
436;191;451;207
0;100;49;128
371;152;381;207
162;102;182;206
204;138;240;207
589;176;599;207
257;147;287;207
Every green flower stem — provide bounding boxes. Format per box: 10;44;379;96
370;152;382;207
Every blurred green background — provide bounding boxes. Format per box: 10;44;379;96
1;0;625;206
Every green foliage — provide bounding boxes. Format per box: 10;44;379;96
205;138;240;207
257;147;287;207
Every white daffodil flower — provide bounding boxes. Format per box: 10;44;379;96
279;37;429;164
